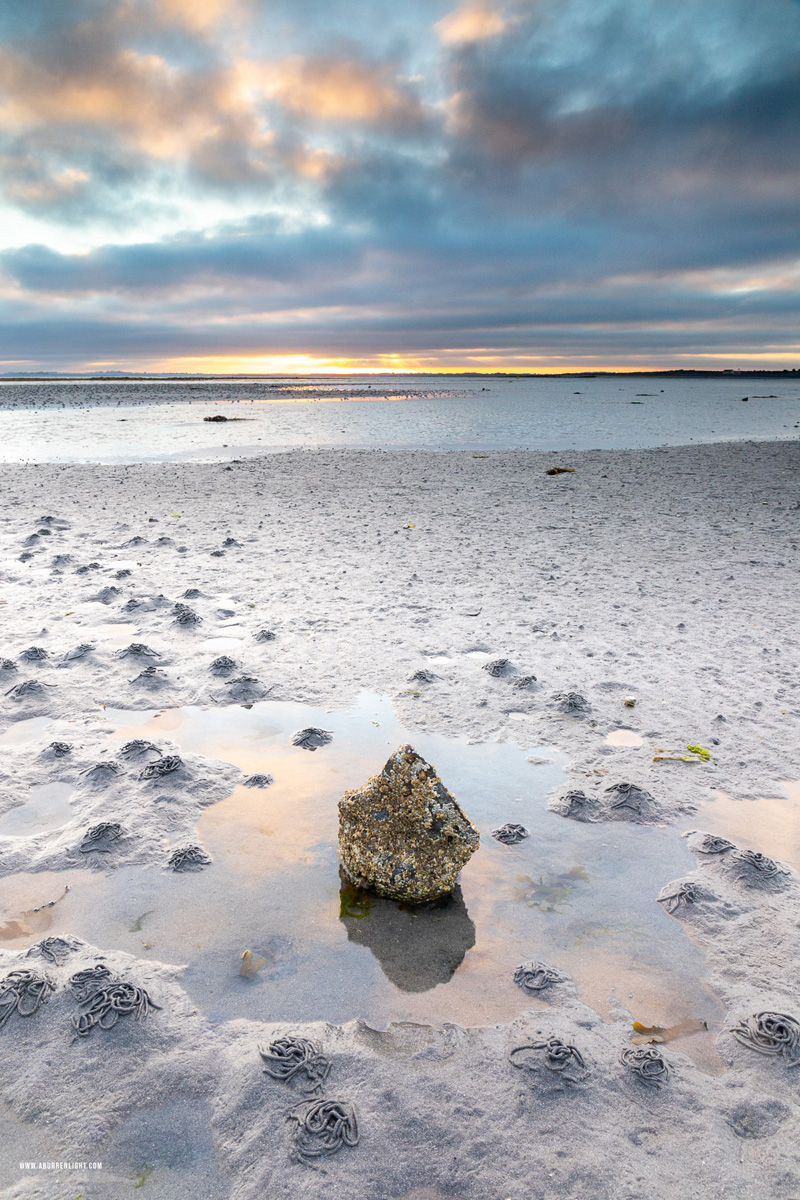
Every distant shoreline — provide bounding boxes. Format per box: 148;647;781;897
2;368;799;382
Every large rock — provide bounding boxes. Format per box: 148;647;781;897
338;745;480;903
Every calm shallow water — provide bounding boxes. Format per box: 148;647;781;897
0;374;797;462
0;692;722;1065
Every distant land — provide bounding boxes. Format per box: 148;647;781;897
1;369;799;382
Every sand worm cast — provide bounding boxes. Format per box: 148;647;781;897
409;669;436;683
45;741;72;756
0;970;54;1029
692;833;736;855
20;646;49;661
492;823;529;845
0;659;18;673
130;666;164;685
732;1012;800;1067
681;830;738;859
79;822;123;853
255;629;276;642
727;849;789;889
172;603;202;626
243;773;274;788
292;728;333;751
90;586;122;604
513;960;567;994
81;760;123;782
27;936;80;965
559;790;599;821
5;680;55;699
69;965;113;1001
261;1036;332;1091
287;1097;359;1159
483;658;512;677
118;643;161;659
140;754;183;779
209;655;237;675
605;782;653;813
553;691;591;716
509;1037;588;1082
511;674;538;689
61;644;95;662
120;739;162;760
70;976;161;1037
620;1045;672;1087
656;881;704;914
168;844;211;871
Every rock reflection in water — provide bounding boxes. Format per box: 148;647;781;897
339;875;476;992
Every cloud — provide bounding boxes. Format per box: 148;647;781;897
436;3;508;45
0;0;799;368
261;56;428;131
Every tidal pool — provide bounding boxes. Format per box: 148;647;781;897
0;693;722;1066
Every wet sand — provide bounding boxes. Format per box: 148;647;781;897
0;439;799;1198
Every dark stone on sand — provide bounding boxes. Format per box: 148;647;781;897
338;745;479;903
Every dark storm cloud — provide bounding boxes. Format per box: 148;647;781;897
0;0;799;367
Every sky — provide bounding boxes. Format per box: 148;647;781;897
0;0;799;374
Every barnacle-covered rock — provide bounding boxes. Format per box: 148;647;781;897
338;745;479;903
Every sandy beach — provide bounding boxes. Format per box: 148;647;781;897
1;437;799;1199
